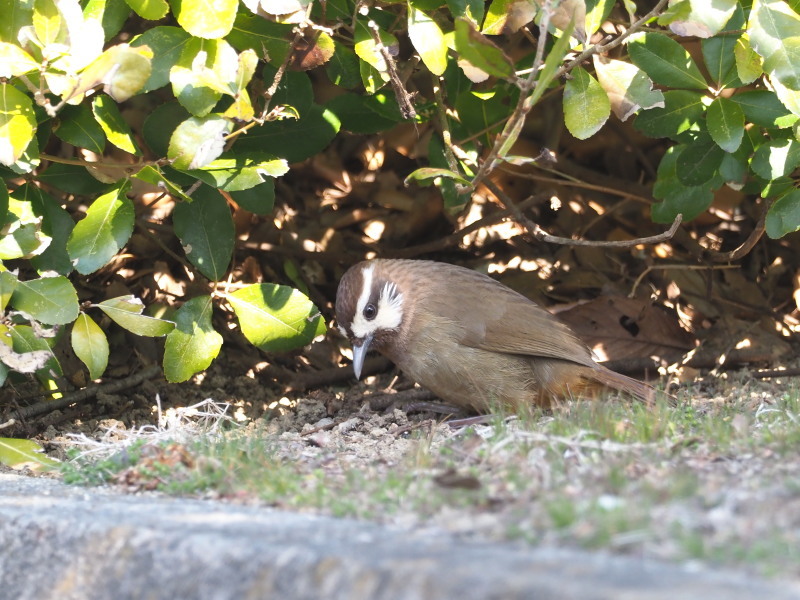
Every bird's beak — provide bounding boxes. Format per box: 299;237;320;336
352;333;373;380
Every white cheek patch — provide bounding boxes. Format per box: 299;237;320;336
350;268;404;339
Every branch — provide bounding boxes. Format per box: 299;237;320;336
484;179;682;248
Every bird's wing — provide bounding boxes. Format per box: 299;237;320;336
457;287;597;368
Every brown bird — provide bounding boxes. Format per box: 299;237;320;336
335;259;658;413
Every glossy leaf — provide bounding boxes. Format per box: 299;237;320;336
168;115;231;170
173;185;234;281
652;145;715;223
97;295;176;336
66;181;135;274
734;34;763;85
0;437;59;471
170;37;229;116
0;83;37;167
10;275;79;325
71;313;109;379
453;18;515;81
405;167;471;186
228;283;326;352
748;0;800;90
66;43;153;103
750;137;800;180
92;95;141;155
408;6;447;76
126;0;169;20
0;196;52;260
189;153;288;192
593;56;664;121
169;0;237;39
634;90;705;140
0;270;18;312
563;67;610;140
230;179;275;215
131;26;191;93
765;189;800;238
163;295;222;383
707;97;744;153
0;42;39;77
732;89;797;128
675;137;725;186
55;104;106;154
665;0;736;38
19;184;76;275
627;32;707;90
234;104;340;163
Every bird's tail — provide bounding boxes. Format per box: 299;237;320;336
590;364;672;407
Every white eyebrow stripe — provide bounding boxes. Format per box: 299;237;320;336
350;273;404;339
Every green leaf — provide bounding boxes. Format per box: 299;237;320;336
233;104;340;163
142;100;190;157
262;64;314;116
0;270;18;312
734;34;763;85
36;163;108;195
0;0;34;45
665;0;736;38
66;43;153;103
702;28;743;89
353;18;398;73
66;180;135;274
634;90;705;140
97;295;175;336
4;323;62;387
706;97;744;153
326;42;361;89
627;32;707;90
455;87;519;145
187;152;288;192
563;67;610;140
0;437;59;471
228;283;325;352
675;136;725;186
132;165;191;202
748;0;800;90
652;145;715;223
84;0;131;42
453;18;515;80
10;275;79;325
731;89;797;128
226;13;293;63
170;37;227;117
173;185;234;281
230;179;275;215
405;167;471;186
408;6;447;76
92;95;141;155
15;183;76;274
33;0;63;47
750;137;800;180
169;0;237;39
167;115;232;170
163;295;222;382
593;56;665;121
0;42;39;77
125;0;169;20
131;26;191;93
325;92;402;134
482;0;531;35
0;196;51;260
71;313;108;379
55;104;107;154
765;188;800;238
0;83;37;167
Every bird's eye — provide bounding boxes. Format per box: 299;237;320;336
363;303;377;320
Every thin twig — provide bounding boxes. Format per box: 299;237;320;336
368;20;416;119
6;365;162;425
485;179;682;247
628;264;738;298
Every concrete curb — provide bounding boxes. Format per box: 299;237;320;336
1;473;798;600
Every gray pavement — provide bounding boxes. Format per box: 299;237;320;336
1;472;798;600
